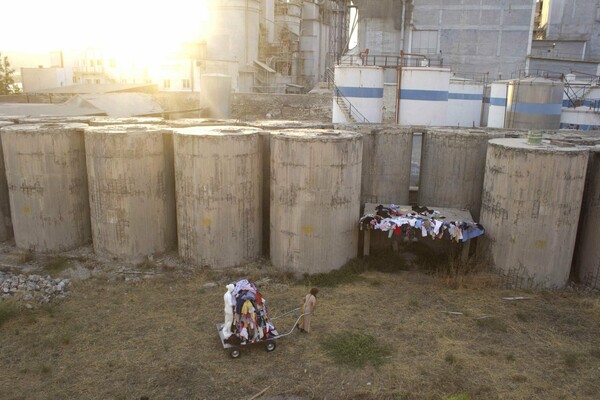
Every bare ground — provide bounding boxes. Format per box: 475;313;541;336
1;248;599;400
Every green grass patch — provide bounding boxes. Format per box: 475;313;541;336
321;331;391;368
0;301;19;327
43;256;73;275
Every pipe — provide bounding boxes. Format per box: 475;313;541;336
396;66;402;124
400;0;406;52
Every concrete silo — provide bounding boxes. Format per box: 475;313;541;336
270;129;362;275
1;123;91;251
0;122;14;241
418;128;503;221
84;125;177;261
574;146;600;289
174;126;263;268
478;138;588;288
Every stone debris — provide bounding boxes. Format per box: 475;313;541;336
0;271;71;304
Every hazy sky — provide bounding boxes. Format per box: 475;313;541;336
1;0;212;53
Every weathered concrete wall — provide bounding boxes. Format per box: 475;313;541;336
88;117;165;126
0;122;14;241
0;93;73;104
174;126;263;268
574;147;600;289
270;129;362;275
1;123;91;251
418;128;504;221
478;139;588;289
85;125;177;261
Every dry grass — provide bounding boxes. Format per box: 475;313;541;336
1;258;600;400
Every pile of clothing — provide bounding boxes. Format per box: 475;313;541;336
225;279;279;345
359;204;485;242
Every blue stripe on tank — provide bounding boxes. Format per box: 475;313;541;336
336;86;384;98
400;89;448;101
448;93;483;101
560;123;600;130
511;102;562;115
489;97;507;107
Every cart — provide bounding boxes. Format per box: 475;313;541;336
216;306;310;358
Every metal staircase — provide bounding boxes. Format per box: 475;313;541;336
326;67;369;123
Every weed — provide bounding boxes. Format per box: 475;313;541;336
590;347;600;359
561;351;579;368
0;301;19;327
506;353;515;362
445;352;457;364
515;312;529;322
137;259;157;271
369;279;382;287
512;374;528;383
44;256;73;275
408;299;419;307
321;331;391;368
18;250;35;264
476;317;508;333
41;365;51;374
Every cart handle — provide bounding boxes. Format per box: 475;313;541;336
270;307;301;321
272;311;313;339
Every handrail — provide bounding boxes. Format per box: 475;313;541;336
334;85;370;123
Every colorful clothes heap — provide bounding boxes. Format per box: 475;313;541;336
225;279;279;345
359;204;485;242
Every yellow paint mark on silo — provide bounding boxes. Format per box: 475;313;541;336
534;240;547;249
23;206;31;214
202;218;212;226
301;225;314;234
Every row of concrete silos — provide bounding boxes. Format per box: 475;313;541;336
0;117;598;288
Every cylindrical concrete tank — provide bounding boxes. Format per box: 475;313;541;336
447;79;484;127
174;126;262;268
398;67;451;126
1;123;91;251
18;116;95;124
84;125;177;261
505;78;564;130
343;125;413;205
200;74;232;119
167;118;244;128
487;80;512;128
481;85;491;127
574;146;600;289
478;139;589;288
418;128;503;221
0;116;22;123
248;120;334;130
270;129;362;275
333;66;384;124
207;0;260;65
89;117;165;126
0;123;14;241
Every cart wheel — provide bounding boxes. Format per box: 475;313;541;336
230;349;241;359
265;341;276;352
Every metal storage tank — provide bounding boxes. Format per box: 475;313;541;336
270;129;362;275
505;78;564;130
174;126;262;268
200;74;232;119
84;125;177;261
333;66;384;124
481;85;491;127
478;138;589;288
89;117;165;126
574;146;600;289
1;123;91;251
398;67;451;126
447;79;484;127
560;108;600;131
487;80;512;128
0;123;14;241
418;128;503;221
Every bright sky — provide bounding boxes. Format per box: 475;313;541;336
1;0;213;53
